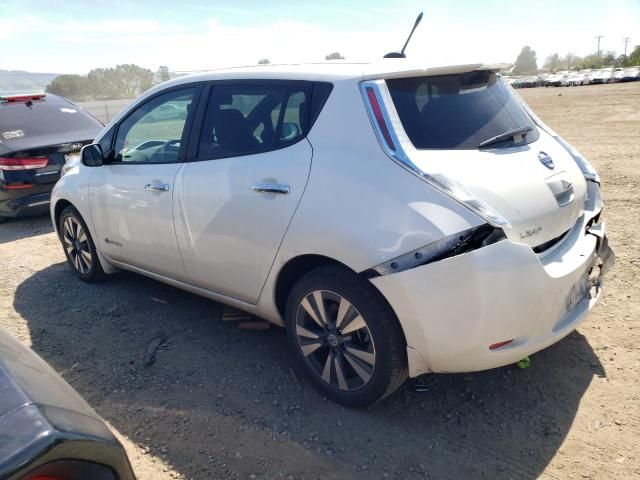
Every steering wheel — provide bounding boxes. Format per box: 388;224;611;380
158;139;181;158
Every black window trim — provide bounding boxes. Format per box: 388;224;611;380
105;82;204;165
186;79;333;163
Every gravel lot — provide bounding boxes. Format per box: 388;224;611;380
1;82;638;479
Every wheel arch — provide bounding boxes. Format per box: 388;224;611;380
273;254;356;320
53;198;74;237
273;254;408;348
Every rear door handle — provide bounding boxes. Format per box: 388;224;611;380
251;183;290;194
145;183;170;192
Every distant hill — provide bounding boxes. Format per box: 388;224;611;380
0;69;61;94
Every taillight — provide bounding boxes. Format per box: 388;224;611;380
0;157;49;170
364;86;396;151
489;339;514;350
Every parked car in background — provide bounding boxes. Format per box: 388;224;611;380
51;62;614;406
0;327;135;479
0;93;102;223
590;68;615;84
578;70;593;85
512;75;538;88
544;73;566;87
616;67;640;82
145;102;187;122
561;73;586;87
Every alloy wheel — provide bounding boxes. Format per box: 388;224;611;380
62;216;92;275
295;290;376;391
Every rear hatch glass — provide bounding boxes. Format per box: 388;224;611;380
0;96;101;152
386;71;539;150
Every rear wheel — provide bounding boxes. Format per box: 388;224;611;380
285;265;407;406
59;206;105;282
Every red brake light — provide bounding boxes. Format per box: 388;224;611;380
365;86;396;151
0;157;49;171
489;339;514;350
0;93;46;103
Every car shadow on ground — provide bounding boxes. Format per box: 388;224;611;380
0;215;53;244
14;263;606;479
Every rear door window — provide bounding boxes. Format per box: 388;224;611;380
197;84;309;160
386;71;539;150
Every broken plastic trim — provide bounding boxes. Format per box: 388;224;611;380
363;224;506;278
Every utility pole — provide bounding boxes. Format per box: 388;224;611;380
595;35;603;66
596;35;604;63
623;37;631;57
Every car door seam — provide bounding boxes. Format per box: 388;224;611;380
255;137;315;304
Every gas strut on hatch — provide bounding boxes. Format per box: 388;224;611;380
383;12;423;58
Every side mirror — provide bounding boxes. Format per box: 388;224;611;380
81;144;104;167
280;122;302;141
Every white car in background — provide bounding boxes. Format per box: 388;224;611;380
561;72;586;86
544;72;565;86
616;67;640;82
50;62;614;406
591;68;615;84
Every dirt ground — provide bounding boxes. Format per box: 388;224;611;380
1;82;638;480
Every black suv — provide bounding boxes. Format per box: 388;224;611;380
0;93;102;222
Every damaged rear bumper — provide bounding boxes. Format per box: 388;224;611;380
371;215;614;377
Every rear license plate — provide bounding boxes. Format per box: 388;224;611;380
564;274;590;314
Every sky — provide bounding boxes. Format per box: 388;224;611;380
1;0;639;74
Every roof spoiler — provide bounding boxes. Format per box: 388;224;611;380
363;63;512;81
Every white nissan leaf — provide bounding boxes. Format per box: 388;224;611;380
51;62;614;406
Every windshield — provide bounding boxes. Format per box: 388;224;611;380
386;71;539;150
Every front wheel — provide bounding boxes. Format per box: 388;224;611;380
59;206;105;282
285;265;407;406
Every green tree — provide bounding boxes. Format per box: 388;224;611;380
628;45;640;66
158;65;170;82
563;53;580;70
543;53;562;72
601;51;616;67
116;64;153;97
45;75;90;101
512;46;538;75
257;59;270;65
577;53;601;69
325;52;345;60
87;68;118;99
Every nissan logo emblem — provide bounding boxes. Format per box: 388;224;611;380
538;151;555;169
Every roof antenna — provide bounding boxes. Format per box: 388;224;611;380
384;12;423;59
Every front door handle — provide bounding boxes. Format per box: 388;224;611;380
251;183;290;194
145;183;170;192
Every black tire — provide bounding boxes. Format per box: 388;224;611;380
59;206;105;282
0;216;7;224
285;265;407;406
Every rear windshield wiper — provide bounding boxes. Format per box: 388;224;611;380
478;125;534;149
